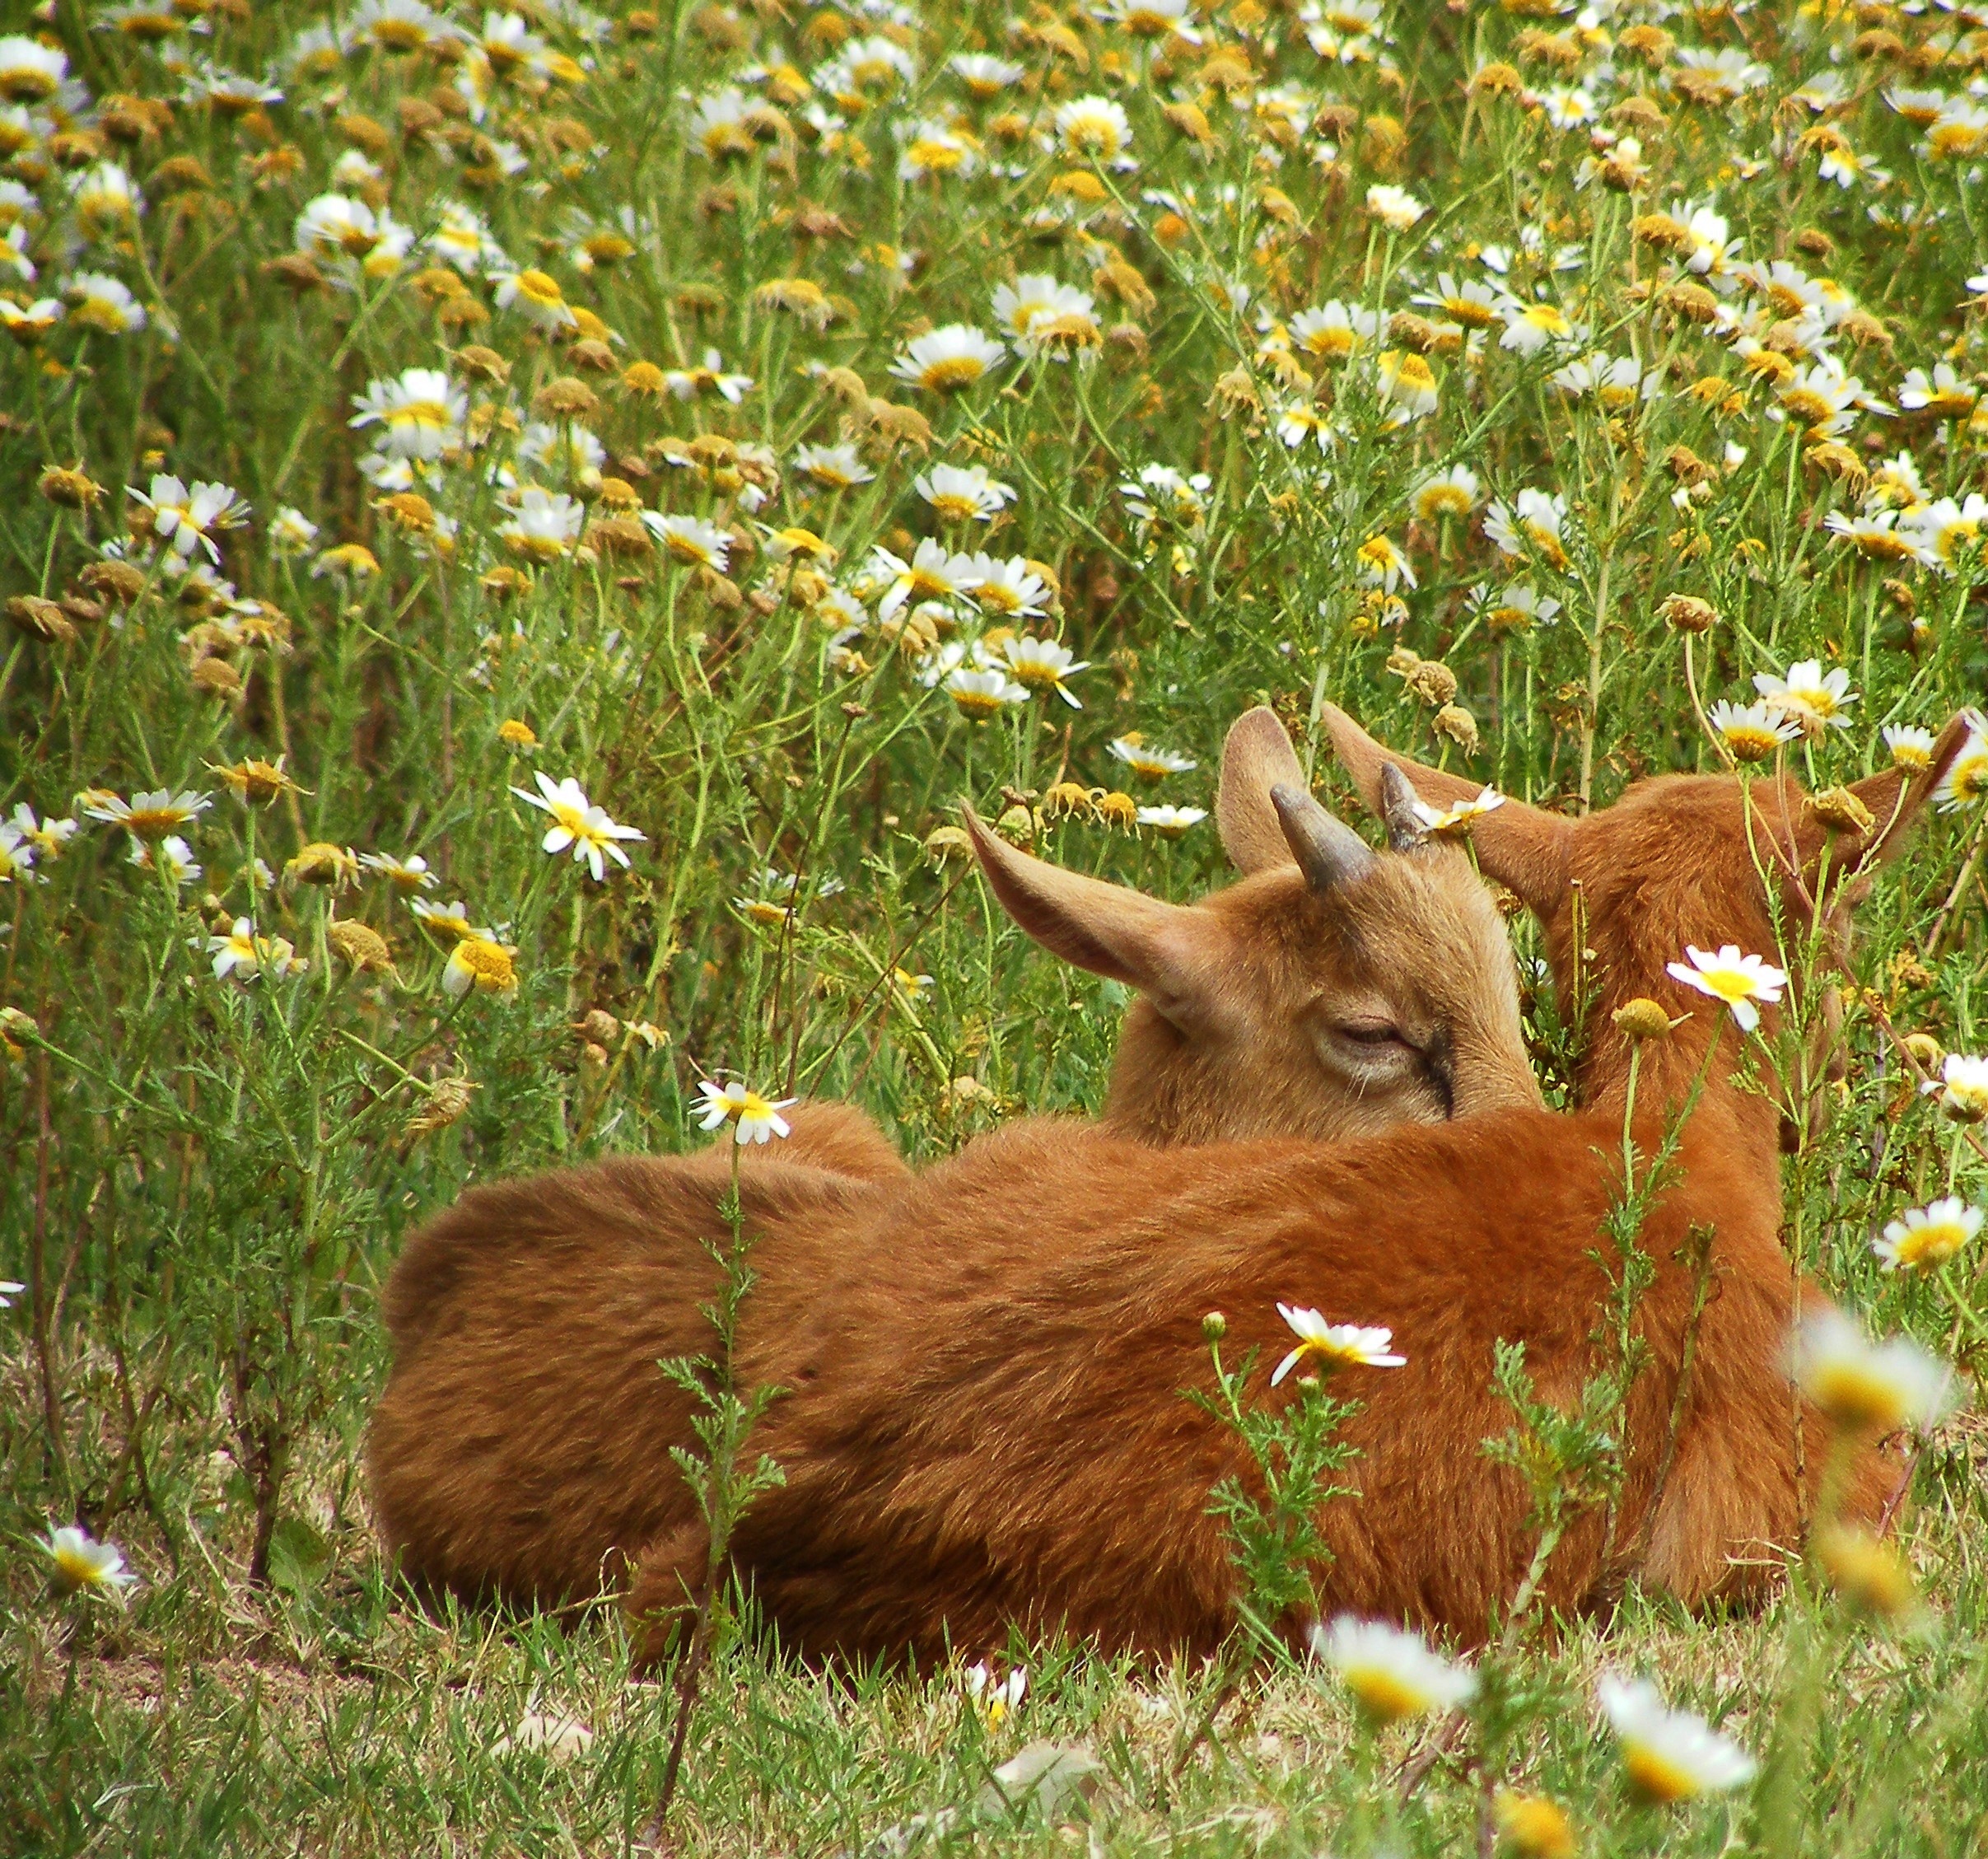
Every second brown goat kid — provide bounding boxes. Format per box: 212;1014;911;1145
368;707;1541;1608
615;708;1971;1667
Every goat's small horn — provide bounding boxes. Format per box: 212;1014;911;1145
1270;782;1376;892
1380;763;1426;852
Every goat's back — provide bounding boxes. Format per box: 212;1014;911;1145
370;1103;903;1606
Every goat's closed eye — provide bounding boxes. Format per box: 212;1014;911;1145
1331;1018;1411;1049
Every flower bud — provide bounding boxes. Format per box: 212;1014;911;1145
1612;997;1674;1043
1808;786;1875;835
1659;592;1718;633
1202;1310;1227;1342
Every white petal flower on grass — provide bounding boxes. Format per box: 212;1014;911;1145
1054;95;1133;166
360;850;439;892
129;474;251;564
62;272;147;335
869;538;984;619
500;488;585;562
1596;1675;1757;1804
442;936;519;1000
1934;730;1988;813
1136;804;1206;838
0;821;34;884
1874;1198;1982;1273
964;555;1051;619
694;1078;798;1144
1790;1307;1951;1435
349;367;468;461
1753;658;1855;733
1707;699;1799;764
1109;738;1197;780
1288;301;1386;362
916;463;1015;523
208;918;305;982
1925;1052;1988;1123
889;324;1006;395
1313;1616;1476;1725
642;511;732;571
510;772;646;881
1365;184;1426;231
0;34;68;103
1002;636;1089;708
1412;787;1505;834
1882;723;1936;771
83;788;212;840
269;507;320;554
1412;465;1481;522
492;267;580;332
0;296;63;340
128;834;201;886
41;1524;137;1595
1483;489;1570;569
950;52;1024;96
946;666;1029;720
792;442;875;491
1355;535;1416;593
1664;944;1787;1034
1270;1304;1406;1385
1498;300;1577;357
0;1279;24;1307
962;1660;1028;1725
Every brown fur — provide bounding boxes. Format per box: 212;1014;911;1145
368;710;1540;1606
612;709;1967;1665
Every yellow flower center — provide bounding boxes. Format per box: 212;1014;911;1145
1301;327;1356;359
516;269;563;307
455;937;516;990
1892;1219;1967;1269
1807;1363;1912;1432
1418;486;1474;520
388;399;451;429
919;356;988;390
123;806;187;840
1850;528;1920;562
1723;723;1784;762
1342;1668;1431;1725
1622;1744;1699;1804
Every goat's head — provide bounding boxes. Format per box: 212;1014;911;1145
964;708;1539;1147
1320;701;1977;1105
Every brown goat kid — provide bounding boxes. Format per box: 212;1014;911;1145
621;710;1972;1668
368;708;1540;1609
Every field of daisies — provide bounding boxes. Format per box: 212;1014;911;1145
5;0;1988;1849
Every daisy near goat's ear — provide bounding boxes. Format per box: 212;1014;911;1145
1216;705;1310;875
1318;702;1571;913
960;806;1225;1035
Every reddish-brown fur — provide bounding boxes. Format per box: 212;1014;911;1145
614;709;1967;1665
368;710;1540;1606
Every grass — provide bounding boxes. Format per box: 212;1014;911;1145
4;0;1988;1848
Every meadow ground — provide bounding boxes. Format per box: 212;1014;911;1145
5;0;1988;1850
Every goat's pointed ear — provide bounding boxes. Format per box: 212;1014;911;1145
962;808;1217;1024
1319;702;1572;913
1834;711;1980;871
1216;706;1308;874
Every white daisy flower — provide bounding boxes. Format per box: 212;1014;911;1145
1597;1675;1757;1803
1664;944;1787;1033
1270;1304;1405;1384
694;1077;798;1144
509;772;646;881
1874;1198;1982;1274
1314;1617;1475;1724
